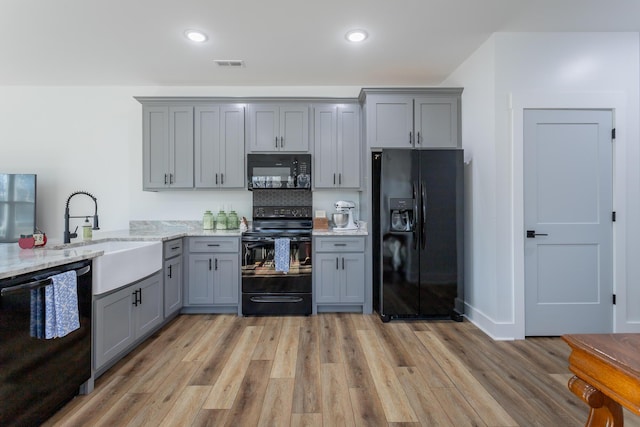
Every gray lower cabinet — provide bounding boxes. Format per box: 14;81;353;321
360;88;462;149
142;105;194;190
314;236;366;312
313;104;361;189
184;237;240;313
94;271;163;373
163;239;183;317
247;103;309;152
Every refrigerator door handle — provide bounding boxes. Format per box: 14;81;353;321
412;181;419;250
421;180;427;249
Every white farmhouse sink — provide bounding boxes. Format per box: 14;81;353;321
85;240;163;295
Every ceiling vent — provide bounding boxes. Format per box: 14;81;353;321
214;60;245;68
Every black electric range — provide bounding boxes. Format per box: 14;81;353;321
241;206;313;315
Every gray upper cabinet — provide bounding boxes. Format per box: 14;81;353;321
313;104;361;189
361;88;462;149
414;96;459;148
142;105;194;190
194;105;245;188
247;104;309;152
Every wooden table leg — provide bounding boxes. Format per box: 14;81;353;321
568;376;624;427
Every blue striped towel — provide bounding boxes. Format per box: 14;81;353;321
275;238;290;273
44;271;80;339
30;288;45;339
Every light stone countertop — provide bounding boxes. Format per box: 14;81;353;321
0;227;243;279
312;229;368;236
0;222;367;279
0;244;105;280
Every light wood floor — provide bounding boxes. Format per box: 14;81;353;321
45;314;640;427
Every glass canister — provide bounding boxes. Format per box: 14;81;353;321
227;210;239;229
203;210;214;230
216;210;228;230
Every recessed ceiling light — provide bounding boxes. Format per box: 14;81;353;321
345;29;368;43
184;29;208;43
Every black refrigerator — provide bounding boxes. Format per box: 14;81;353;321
372;149;464;322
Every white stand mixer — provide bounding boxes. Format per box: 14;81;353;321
333;201;359;231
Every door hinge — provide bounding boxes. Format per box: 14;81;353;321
612;128;616;140
612;211;616;222
613;294;616;305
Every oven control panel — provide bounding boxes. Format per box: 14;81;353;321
253;206;311;218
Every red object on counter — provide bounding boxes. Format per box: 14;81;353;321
33;232;47;247
18;235;35;249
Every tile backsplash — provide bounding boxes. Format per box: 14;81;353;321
252;189;312;207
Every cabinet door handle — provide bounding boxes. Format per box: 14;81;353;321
333;173;336;185
275;136;278;148
221;173;224;185
342;257;345;270
168;264;172;278
280;136;284;148
339;173;342;185
132;289;141;306
215;258;218;270
215;173;218;185
409;131;413;145
336;257;339;270
164;174;168;185
416;131;421;145
170;173;174;184
209;258;212;270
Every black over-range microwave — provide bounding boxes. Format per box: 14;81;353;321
247;154;311;190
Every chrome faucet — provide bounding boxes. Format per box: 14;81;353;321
64;191;100;244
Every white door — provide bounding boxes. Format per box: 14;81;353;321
524;109;613;336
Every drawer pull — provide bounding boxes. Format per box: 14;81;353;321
207;244;220;247
250;296;303;303
170;246;180;250
334;243;347;247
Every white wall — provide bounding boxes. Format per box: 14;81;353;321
444;32;640;338
443;38;502;332
0;86;362;244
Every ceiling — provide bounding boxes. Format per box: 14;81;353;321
2;0;640;86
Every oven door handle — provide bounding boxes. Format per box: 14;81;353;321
243;237;312;244
1;264;91;296
249;296;304;303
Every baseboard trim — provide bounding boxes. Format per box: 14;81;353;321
464;303;520;340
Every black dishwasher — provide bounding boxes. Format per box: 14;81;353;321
0;260;92;426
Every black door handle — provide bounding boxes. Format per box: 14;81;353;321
526;230;548;238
